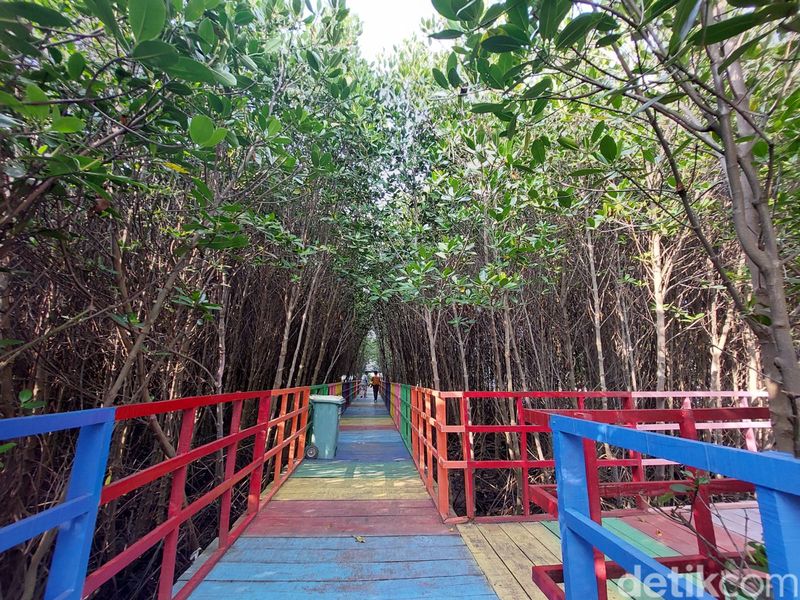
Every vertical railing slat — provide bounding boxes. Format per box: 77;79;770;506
158;407;196;599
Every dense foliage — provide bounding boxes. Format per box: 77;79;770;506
1;0;799;595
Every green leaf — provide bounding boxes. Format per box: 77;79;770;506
198;17;216;44
22;83;49;120
0;338;24;348
432;0;458;20
129;0;166;41
0;1;71;27
570;168;605;176
202;127;227;147
669;0;701;52
481;34;525;52
18;388;32;402
599;134;617;161
447;67;462;86
480;2;506;27
131;40;179;66
539;0;571;40
530;136;546;165
471;102;506;114
49;116;85;133
85;0;126;47
522;76;552;99
557;135;578;150
189;114;214;144
455;0;484;21
430;28;463;39
212;68;236;87
691;10;778;45
644;0;679;22
718;31;768;70
266;116;282;136
184;0;204;20
432;67;450;89
165;57;218;83
556;12;603;48
306;49;320;71
66;52;85;79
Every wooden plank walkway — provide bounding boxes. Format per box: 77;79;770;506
184;396;498;599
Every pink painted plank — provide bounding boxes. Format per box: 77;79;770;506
243;513;456;537
259;500;437;518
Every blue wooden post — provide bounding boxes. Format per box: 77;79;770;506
0;409;115;600
552;424;599;600
756;482;800;600
46;416;115;600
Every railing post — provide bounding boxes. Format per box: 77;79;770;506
411;388;420;469
219;400;243;547
296;388;310;460
434;392;450;520
756;483;800;599
516;396;530;517
46;416;115;600
461;392;475;519
247;394;271;515
272;391;288;482
425;391;434;492
158;407;196;599
623;392;646;510
677;406;721;582
581;421;608;600
552;423;599;600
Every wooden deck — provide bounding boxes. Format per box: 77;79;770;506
182;397;497;599
459;504;761;600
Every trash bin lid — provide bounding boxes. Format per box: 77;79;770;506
310;394;345;405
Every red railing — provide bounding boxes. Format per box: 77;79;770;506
83;386;310;599
401;389;768;523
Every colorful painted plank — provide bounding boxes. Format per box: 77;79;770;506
292;461;420;479
188;577;498;599
258;499;434;517
272;477;429;500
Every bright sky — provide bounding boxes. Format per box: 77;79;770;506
347;0;438;61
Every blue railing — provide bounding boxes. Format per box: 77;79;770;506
0;408;115;600
550;413;800;600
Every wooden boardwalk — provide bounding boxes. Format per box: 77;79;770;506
183;396;497;599
176;394;764;600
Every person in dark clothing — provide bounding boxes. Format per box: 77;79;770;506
371;372;382;403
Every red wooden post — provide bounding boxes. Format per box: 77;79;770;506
272;391;290;483
287;390;302;464
461;393;475;519
296;389;310;459
425;390;434;492
516;396;530;517
434;392;450;520
158;407;196;599
677;406;722;592
219;400;243;546
622;392;646;510
581;415;608;600
410;388;420;470
248;394;271;515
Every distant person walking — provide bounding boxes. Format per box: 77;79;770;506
360;372;368;398
371;372;382;403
